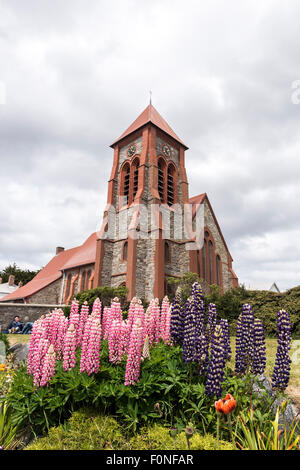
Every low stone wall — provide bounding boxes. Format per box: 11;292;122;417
0;303;66;328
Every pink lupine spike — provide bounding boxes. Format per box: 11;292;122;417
63;324;77;371
102;306;111;339
78;301;90;347
160;296;171;343
69;299;80;345
33;337;50;388
125;318;144;386
40;344;57;387
27;318;46;375
108;320;123;364
92;298;102;320
142;334;150;361
80;315;101;375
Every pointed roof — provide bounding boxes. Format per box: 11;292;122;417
111;104;188;149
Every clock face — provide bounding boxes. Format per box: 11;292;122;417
162;144;171;158
127;144;136;158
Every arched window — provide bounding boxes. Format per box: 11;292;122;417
202;239;207;281
216;255;221;286
123;241;128;261
81;271;86;292
167;164;175;206
65;273;72;299
164;242;170;263
209;240;213;285
121;163;130;205
86;270;91;290
158;158;166;202
132;157;140;200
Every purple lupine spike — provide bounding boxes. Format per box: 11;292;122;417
170;288;184;345
235;304;255;375
191;282;205;336
219;318;231;361
182;297;195;363
251;318;266;375
272;310;292;391
205;324;227;397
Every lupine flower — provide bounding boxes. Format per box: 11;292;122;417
78;301;90;347
83;317;102;375
27;318;46;375
33;337;50;387
142;334;150;361
102;306;110;339
205;324;227;397
40;344;57;387
235;304;254;375
124;319;144;386
108;320;124;364
170;288;185;345
159;296;171;343
91;298;102;321
272;310;292;391
207;303;218;343
63;324;77;371
182;297;195;363
251;318;266;375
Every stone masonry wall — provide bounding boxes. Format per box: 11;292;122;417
0;303;65;327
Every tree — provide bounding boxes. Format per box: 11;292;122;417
0;263;40;286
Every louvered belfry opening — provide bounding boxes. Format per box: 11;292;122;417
123;164;130;204
132;157;139;199
158;158;165;202
167;165;175;206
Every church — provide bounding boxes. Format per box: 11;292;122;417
1;104;238;305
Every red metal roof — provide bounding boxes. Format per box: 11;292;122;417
0;233;97;302
62;232;97;270
111;104;188;149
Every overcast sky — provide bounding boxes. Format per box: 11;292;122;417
0;0;299;291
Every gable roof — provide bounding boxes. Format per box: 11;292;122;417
189;193;233;261
0;233;97;302
111;104;188;149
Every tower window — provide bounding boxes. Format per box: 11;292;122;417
122;163;130;205
132;157;140;199
158;158;165;202
167;164;175;206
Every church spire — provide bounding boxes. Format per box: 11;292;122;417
111;103;188;149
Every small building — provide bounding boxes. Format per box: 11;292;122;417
0;275;18;299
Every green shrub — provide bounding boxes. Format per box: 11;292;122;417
127;424;234;450
26;409;125;450
75;285;128;309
